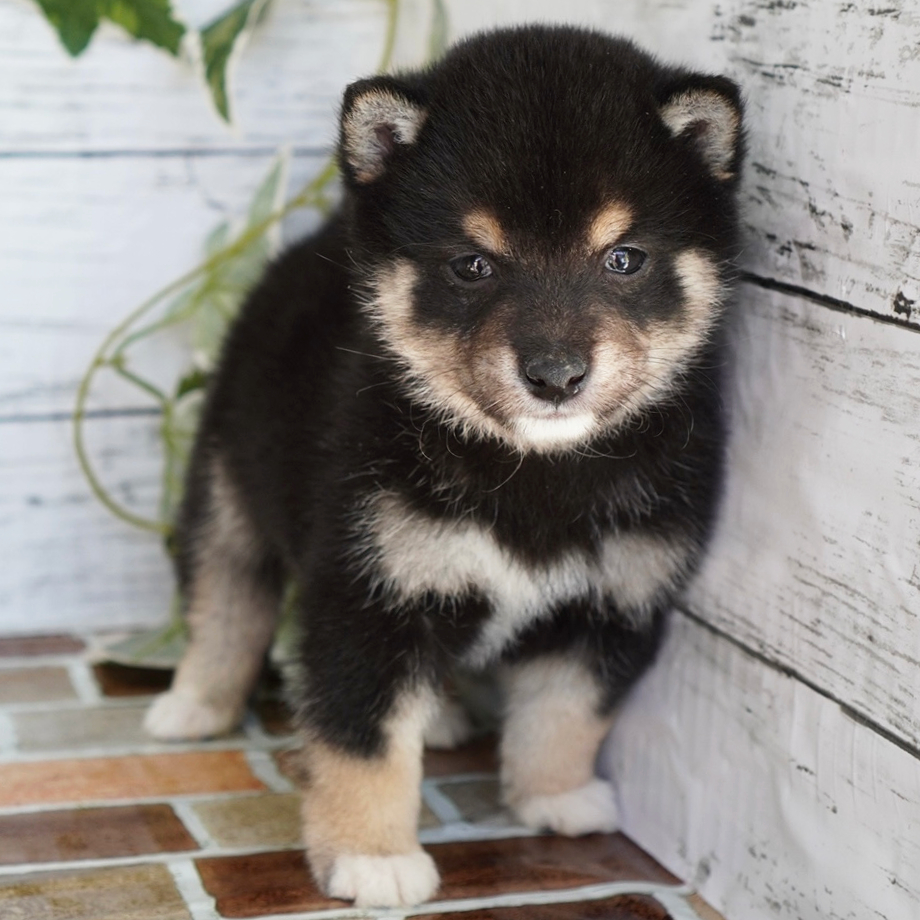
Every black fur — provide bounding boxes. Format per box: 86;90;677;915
175;26;743;759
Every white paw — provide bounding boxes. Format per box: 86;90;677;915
144;689;239;740
514;778;619;836
326;851;439;908
423;697;474;750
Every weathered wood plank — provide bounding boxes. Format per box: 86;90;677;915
0;414;173;635
607;612;920;920
687;281;920;748
0;0;387;153
445;0;920;325
0;152;326;418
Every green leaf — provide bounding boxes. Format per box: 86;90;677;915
428;0;449;61
175;368;209;399
34;0;185;57
200;0;271;122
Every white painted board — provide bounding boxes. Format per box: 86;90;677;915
0;0;387;153
0;415;173;634
443;0;920;326
607;611;920;920
689;283;920;749
0;152;327;419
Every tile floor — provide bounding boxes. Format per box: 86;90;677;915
0;634;724;920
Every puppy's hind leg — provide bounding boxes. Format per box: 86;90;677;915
145;454;283;740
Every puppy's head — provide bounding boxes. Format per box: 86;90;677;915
338;27;744;453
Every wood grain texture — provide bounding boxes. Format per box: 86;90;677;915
0;414;173;635
0;0;387;153
608;612;920;920
688;282;920;750
0;152;326;418
444;0;920;325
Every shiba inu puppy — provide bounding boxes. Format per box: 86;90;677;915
145;25;744;908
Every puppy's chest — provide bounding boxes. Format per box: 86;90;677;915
358;487;687;663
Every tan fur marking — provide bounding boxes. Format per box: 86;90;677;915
660;89;740;180
586;202;634;252
343;89;427;183
501;657;613;806
300;691;435;885
151;456;278;735
463;210;511;256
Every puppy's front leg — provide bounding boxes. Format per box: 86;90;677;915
299;687;438;907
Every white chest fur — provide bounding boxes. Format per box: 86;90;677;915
354;492;689;665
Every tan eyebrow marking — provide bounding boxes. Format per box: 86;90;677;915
587;202;634;252
463;210;511;255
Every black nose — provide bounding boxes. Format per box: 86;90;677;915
521;351;588;403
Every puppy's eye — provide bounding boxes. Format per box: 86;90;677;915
604;247;646;275
449;254;493;282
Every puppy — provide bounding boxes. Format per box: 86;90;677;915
145;25;744;908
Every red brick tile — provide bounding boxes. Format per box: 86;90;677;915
0;804;197;864
0;635;85;657
423;734;499;777
196;849;328;917
195;834;679;917
92;663;172;697
0;751;265;807
0;667;76;704
433;834;680;899
0;863;190;919
415;895;673;919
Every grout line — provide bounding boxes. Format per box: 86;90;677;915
167;859;223;920
66;660;103;705
0;696;170;714
0;734;295;764
0;789;272;817
171;800;216;849
246;749;297;793
0;655;92;671
0;711;17;755
419;823;537;845
0;847;300;877
421;779;464;824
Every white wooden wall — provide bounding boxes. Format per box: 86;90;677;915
2;1;918;917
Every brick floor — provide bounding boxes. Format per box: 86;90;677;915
0;637;727;920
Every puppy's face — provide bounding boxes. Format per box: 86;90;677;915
340;30;743;453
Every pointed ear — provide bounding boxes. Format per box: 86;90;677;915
339;77;428;185
659;76;744;181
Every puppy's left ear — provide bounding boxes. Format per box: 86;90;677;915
339;76;428;185
659;75;744;182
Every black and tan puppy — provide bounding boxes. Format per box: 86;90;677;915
145;25;743;907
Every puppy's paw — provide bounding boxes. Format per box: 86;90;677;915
513;778;619;836
144;690;239;740
326;851;439;907
423;697;474;750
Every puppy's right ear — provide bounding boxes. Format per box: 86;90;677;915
339;77;427;185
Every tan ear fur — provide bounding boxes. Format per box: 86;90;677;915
660;88;741;181
341;88;427;184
